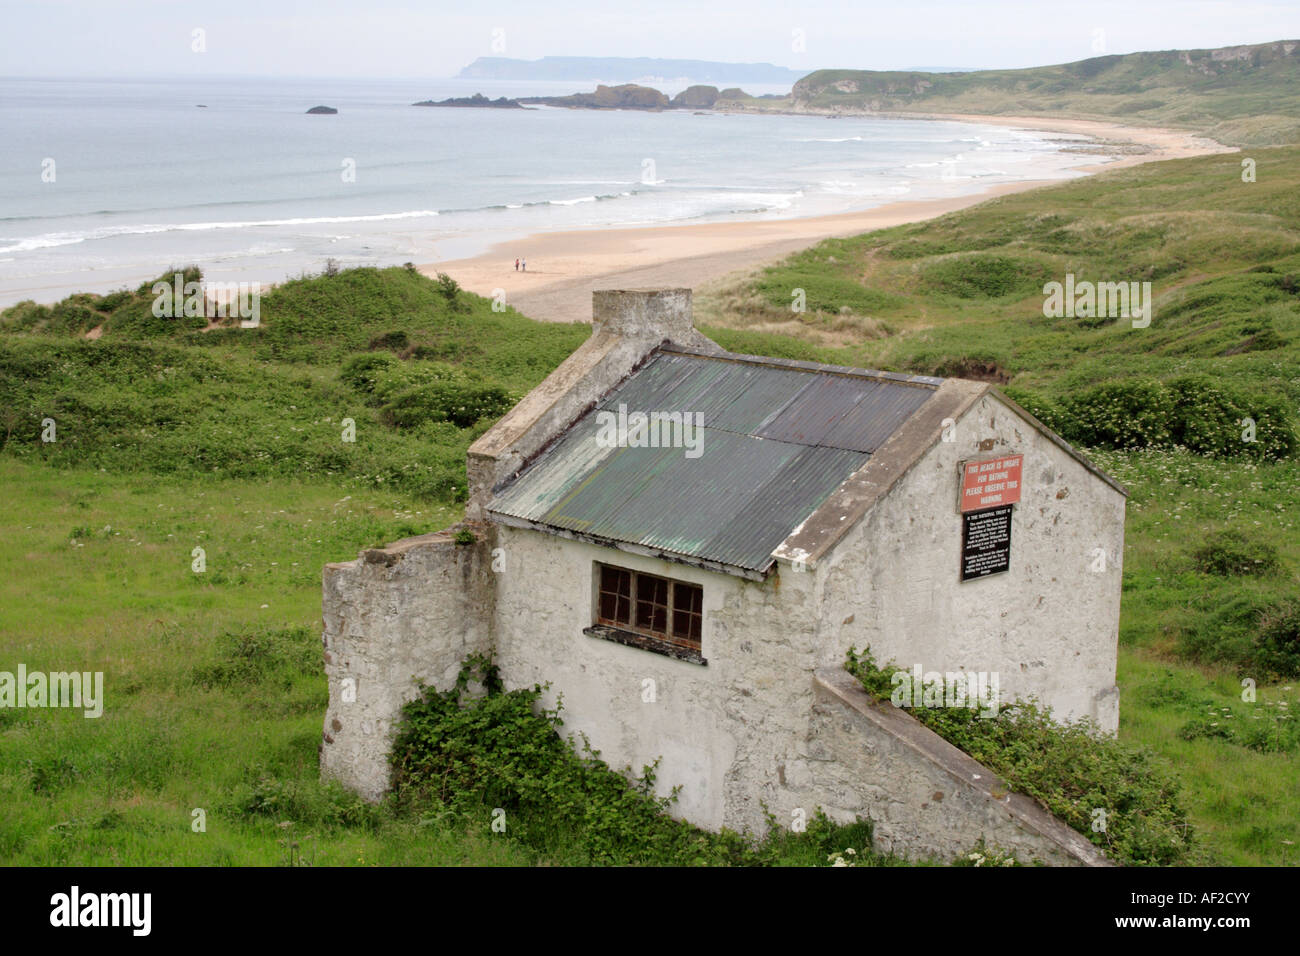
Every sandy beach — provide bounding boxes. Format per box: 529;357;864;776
422;115;1233;324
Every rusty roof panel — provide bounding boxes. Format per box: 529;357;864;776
487;348;940;575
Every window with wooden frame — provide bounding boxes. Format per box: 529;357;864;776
590;562;705;664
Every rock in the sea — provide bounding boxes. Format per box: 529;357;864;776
670;85;720;109
519;84;670;111
306;105;338;114
412;93;524;109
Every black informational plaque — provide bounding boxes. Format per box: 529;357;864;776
961;505;1012;580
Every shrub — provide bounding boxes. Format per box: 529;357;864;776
1254;602;1300;678
1177;594;1300;679
368;330;409;352
96;289;134;313
1054;376;1295;459
1191;530;1280;576
998;385;1067;435
380;379;512;429
845;648;1196;866
1060;378;1175;450
1166;375;1295;459
435;272;470;313
922;254;1050;298
190;625;321;689
390;656;883;866
339;353;401;394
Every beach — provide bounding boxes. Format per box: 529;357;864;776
424;115;1233;324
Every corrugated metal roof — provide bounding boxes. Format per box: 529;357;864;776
488;348;940;575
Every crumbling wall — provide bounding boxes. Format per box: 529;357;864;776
806;671;1112;868
320;527;495;800
808;668;1112;865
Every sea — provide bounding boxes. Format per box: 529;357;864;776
0;75;1110;306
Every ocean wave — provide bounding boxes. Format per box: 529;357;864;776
794;135;864;143
0;210;443;255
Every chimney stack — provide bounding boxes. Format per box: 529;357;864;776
591;288;693;341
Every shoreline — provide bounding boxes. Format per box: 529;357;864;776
421;113;1234;324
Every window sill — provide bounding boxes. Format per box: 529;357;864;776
583;625;707;666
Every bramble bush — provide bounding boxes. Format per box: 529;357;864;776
1007;377;1295;460
845;648;1197;866
389;655;883;866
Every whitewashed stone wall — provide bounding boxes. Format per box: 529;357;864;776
816;392;1125;731
492;527;819;832
810;669;1110;865
320;528;495;799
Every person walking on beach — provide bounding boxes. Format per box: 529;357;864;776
521;258;527;272
514;258;519;271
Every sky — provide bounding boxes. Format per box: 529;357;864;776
0;0;1296;78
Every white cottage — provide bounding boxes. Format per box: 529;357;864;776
321;288;1126;864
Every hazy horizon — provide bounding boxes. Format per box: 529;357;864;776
1;0;1296;79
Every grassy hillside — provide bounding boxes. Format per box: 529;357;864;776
3;145;1299;864
739;39;1300;146
0;266;589;499
693;146;1300;863
0;265;902;866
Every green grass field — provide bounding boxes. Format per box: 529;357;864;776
2;146;1297;866
693;146;1300;865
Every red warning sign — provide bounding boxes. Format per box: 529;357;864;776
960;455;1023;513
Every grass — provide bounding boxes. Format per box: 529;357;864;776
0;267;904;866
694;147;1300;865
3;143;1299;865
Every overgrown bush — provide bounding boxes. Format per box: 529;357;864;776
1191;530;1280;576
1060;378;1175;450
380;379;512;429
1254;602;1300;678
1053;376;1294;459
389;656;883;866
339;352;401;393
845;648;1196;866
1177;593;1300;679
1166;375;1295;458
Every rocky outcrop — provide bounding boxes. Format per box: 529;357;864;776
413;93;524;109
306;105;338;114
670;85;720;109
520;84;671;111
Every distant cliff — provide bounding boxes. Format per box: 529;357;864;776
787;39;1300;145
457;56;804;85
